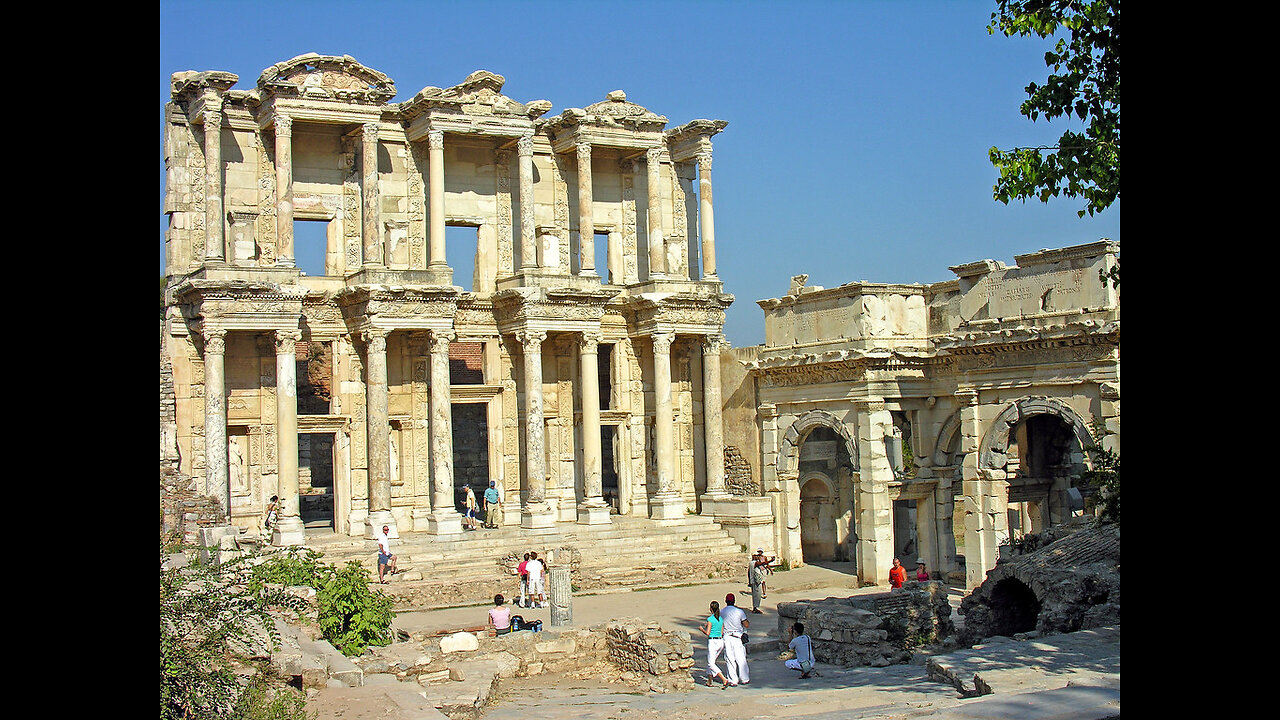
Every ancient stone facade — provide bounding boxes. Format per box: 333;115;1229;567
163;54;732;542
728;242;1120;589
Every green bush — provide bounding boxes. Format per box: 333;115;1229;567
317;561;396;656
233;674;314;720
1079;444;1120;524
247;548;335;595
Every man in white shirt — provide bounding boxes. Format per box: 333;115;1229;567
720;592;750;685
785;622;817;678
377;525;397;584
526;551;547;608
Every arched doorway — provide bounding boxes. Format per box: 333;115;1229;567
984;400;1094;532
799;473;837;562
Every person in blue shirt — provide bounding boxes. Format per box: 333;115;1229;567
484;480;502;529
700;600;730;688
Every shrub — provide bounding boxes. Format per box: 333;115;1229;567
317;561;396;656
247;547;334;595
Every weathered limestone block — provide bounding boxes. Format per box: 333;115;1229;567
440;631;479;654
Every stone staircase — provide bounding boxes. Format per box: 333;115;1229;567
298;514;750;607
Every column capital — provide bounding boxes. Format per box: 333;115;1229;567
364;327;390;352
428;128;445;150
576;141;592;158
275;328;302;353
651;332;674;354
274;114;292;136
203;328;227;354
645;147;662;164
702;333;725;353
362;121;380;140
203;107;222;128
856;399;887;413
696;151;712;173
516;330;547;350
430;329;456;354
580;331;602;353
517;133;534;157
954;389;979;406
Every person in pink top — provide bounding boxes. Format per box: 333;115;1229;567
915;560;930;582
488;594;512;635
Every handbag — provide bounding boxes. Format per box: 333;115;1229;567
740;632;749;645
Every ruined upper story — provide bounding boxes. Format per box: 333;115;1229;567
163;53;729;305
752;240;1120;366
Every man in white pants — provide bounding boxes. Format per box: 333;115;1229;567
720;593;750;685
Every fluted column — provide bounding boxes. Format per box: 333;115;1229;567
696;152;717;279
576;142;597;276
202;328;229;519
577;331;610;524
645;147;666;278
274;115;295;267
518;134;537;269
518;330;555;528
427;330;463;534
427;129;451;283
364;328;396;538
700;334;728;499
649;332;683;519
203;105;225;264
273;329;305;545
362;122;383;268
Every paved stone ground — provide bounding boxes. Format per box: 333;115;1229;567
309;563;1120;719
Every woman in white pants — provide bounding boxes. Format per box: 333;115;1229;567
700;600;730;688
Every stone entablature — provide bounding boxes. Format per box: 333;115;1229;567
162;54;734;544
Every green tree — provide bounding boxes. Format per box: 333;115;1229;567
988;0;1120;219
1079;444;1120;523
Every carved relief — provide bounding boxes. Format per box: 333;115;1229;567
256;133;277;265
408;142;427;270
551;154;570;266
495;149;513;276
341;135;362;269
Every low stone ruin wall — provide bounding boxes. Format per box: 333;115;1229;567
605;619;696;675
777;581;955;667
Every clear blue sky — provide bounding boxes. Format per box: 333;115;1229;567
160;0;1119;348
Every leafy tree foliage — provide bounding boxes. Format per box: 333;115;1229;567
988;0;1120;218
317;561;396;656
1079;444;1120;523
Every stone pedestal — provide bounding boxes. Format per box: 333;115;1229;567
426;510;463;535
271;516;306;546
365;510;398;540
521;505;556;529
702;495;775;555
647;494;686;521
576;503;611;525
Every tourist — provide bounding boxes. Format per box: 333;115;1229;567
700;600;730;688
484;480;502;528
747;551;766;613
263;495;279;532
488;594;512;636
889;557;906;589
518;552;531;608
916;560;930;582
784;622;817;678
526;551;547;608
377;525;397;584
720;592;750;685
757;549;775;598
463;484;479;531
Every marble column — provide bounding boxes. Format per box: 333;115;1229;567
915;490;936;573
203;105;225;264
202;328;229;519
427;129;452;284
956;390;987;590
645;148;666;279
649;332;683;519
427;330;463;534
518;330;554;528
855;399;894;586
576;141;597;276
364;327;397;538
274;115;295;267
518;134;537;270
577;331;610;524
362;122;383;268
273;329;306;545
700;334;728;499
696;152;717;279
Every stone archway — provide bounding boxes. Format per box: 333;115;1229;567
979;397;1096;472
777;410;857;481
775;410;858;569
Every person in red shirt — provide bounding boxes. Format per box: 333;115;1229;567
889;557;906;589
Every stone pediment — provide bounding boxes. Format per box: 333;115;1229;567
400;70;552;122
256;53;396;105
545;90;669;134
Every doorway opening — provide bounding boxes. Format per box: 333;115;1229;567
451;404;490;512
602;425;620;512
299;432;335;529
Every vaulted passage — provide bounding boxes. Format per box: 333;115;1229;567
987;577;1041;636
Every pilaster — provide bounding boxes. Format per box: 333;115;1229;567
272;329;305;546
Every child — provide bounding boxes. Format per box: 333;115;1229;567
785;622;816;678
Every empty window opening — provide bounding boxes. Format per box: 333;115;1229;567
448;341;485;385
296;340;333;415
597;343;613;410
294;219;333;277
451;404;490;512
299;432;335;530
446;224;478;292
595;231;610;282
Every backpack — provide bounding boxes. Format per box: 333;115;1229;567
510;614;524;631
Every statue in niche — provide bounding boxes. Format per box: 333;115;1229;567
389;434;400;485
228;435;249;493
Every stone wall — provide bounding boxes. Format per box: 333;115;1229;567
604;619;695;676
777;582;955;667
724;446;757;496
